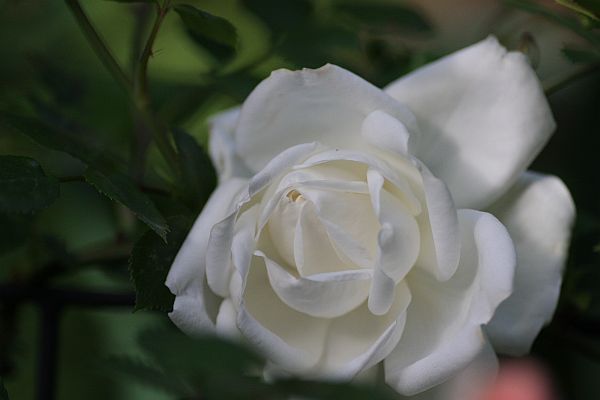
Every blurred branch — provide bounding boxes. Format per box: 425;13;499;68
544;63;600;95
64;0;133;96
77;244;131;267
0;282;135;400
0;285;135;307
37;302;59;400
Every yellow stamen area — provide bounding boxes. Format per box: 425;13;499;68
287;189;304;202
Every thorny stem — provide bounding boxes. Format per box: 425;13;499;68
136;1;170;109
133;0;180;177
65;0;179;177
130;5;153;179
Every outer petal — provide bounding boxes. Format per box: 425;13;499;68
399;341;498;400
385;36;555;209
166;178;249;335
208;107;252;181
234;64;418;173
385;210;515;395
237;255;330;372
486;172;575;355
317;282;412;379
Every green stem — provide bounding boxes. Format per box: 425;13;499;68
64;0;133;96
132;1;179;177
129;4;154;180
130;4;152;74
135;2;169;108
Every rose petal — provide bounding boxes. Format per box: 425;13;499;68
385;36;555;209
297;149;422;214
415;164;460;281
237;255;329;372
208;107;252;181
399;340;498;400
235;64;418;173
367;169;420;315
259;252;371;318
293;200;356;276
166;178;248;335
249;142;319;195
300;184;380;266
215;298;240;338
486;172;575;355
317;281;412;378
362;110;411;155
206;143;319;294
385;210;515;395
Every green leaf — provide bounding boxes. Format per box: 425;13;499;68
337;2;432;33
129;216;192;311
0;111;123;171
556;0;599;21
563;46;600;62
241;0;313;35
0;378;8;400
173;128;216;211
0;111;168;238
275;378;398;400
0;155;60;214
104;356;190;396
138;328;263;377
173;4;238;63
84;168;169;241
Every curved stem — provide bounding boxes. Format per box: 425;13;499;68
64;0;133;96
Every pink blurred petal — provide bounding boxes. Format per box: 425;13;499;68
478;358;557;400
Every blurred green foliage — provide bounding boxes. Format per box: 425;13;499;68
0;0;599;399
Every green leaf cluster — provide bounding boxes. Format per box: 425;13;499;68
107;327;398;400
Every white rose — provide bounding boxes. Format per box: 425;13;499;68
166;36;575;397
